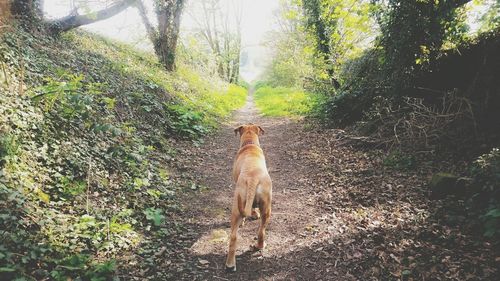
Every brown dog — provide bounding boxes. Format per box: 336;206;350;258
225;123;273;272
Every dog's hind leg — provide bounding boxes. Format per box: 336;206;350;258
255;198;271;250
225;201;243;272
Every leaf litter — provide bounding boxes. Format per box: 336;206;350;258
154;93;498;280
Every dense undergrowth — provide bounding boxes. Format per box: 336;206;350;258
319;30;500;239
262;0;500;241
0;24;246;280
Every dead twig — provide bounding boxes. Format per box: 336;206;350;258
363;93;475;149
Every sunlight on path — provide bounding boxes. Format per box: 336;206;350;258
185;87;342;278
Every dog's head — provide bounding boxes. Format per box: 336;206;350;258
234;123;264;138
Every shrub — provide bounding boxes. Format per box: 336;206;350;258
470;148;500;238
383;150;416;170
317;48;385;126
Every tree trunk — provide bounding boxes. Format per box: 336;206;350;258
217;58;224;78
155;0;185;71
137;0;185;71
153;36;177;71
302;0;339;88
231;58;239;83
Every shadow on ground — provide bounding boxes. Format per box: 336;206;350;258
166;92;498;280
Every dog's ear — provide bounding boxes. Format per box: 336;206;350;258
258;126;265;135
234;126;243;136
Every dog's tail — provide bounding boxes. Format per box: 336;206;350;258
238;179;259;218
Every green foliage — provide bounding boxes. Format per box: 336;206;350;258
297;0;378;90
0;183;37;277
236;79;250;89
478;0;500;32
143;208;165;226
315;47;386;126
311;0;493;128
317;90;376;127
68;31;247;137
472;148;500;193
320;0;376;67
191;84;247;130
470;148;500;237
32;70;104;120
262;0;316;89
377;0;469;93
57;176;87;198
43;212;140;256
0;134;20;160
483;208;500;237
254;85;324;117
383;150;416;171
0;24;245;279
49;255;116;281
302;0;331;69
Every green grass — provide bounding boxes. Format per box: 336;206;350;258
69;32;247;130
253;86;322;117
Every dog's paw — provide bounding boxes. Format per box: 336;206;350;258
225;265;236;273
251;209;261;220
250;243;265;252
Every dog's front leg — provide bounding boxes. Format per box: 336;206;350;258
225;197;243;272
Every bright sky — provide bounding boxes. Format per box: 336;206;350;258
43;0;280;82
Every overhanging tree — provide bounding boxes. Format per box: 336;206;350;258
302;0;340;88
9;0;185;72
378;0;473;94
49;0;136;33
10;0;136;32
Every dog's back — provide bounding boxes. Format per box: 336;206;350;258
233;145;268;182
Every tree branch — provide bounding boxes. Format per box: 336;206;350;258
49;0;136;33
135;0;158;44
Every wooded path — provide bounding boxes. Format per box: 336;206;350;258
165;89;497;280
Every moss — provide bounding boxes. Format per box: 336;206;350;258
429;173;461;199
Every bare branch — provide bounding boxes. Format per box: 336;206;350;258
49;0;136;33
135;0;157;44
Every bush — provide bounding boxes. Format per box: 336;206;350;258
319;90;376;127
358;94;473;150
470;148;500;238
383;150;416;170
472;148;500;196
317;48;385;127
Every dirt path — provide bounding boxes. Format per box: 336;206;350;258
174;91;325;280
168;90;498;280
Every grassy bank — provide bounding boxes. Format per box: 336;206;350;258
0;25;246;280
253;85;323;118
